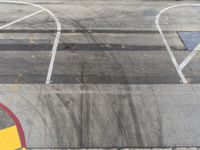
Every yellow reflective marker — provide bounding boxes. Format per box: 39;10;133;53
0;125;22;150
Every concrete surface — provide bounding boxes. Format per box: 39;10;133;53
1;84;200;148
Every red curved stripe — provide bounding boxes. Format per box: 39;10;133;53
0;102;26;148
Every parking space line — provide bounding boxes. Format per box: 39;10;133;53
0;9;44;30
179;45;199;71
194;43;200;50
0;1;61;84
155;4;200;84
46;20;61;84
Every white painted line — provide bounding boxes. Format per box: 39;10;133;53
0;9;44;30
194;43;200;51
179;49;198;71
0;1;61;84
179;43;200;70
45;12;61;84
46;29;61;84
155;4;200;84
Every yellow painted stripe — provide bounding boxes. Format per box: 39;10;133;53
0;125;22;150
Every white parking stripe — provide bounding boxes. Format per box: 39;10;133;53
155;4;200;84
179;47;199;71
0;1;61;84
45;11;61;84
0;9;44;30
194;43;200;51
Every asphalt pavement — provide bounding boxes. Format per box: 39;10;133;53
0;0;200;149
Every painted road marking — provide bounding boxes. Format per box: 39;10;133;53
194;43;200;50
178;32;200;51
0;102;26;149
155;4;200;84
0;125;22;150
0;1;61;84
179;45;200;71
0;9;44;30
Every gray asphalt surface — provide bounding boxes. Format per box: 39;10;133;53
0;0;199;83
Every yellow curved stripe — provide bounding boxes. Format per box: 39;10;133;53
0;125;22;150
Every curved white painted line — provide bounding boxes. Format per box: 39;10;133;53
155;4;200;84
0;1;61;84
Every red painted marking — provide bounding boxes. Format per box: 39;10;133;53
0;102;26;148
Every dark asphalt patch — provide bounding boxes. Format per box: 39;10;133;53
0;74;183;84
51;74;181;84
0;29;175;34
143;9;159;16
0;44;185;51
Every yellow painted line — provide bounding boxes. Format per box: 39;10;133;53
0;125;22;150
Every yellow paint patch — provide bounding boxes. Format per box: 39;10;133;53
0;125;22;150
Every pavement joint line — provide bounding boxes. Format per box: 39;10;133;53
155;4;200;84
0;1;62;84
